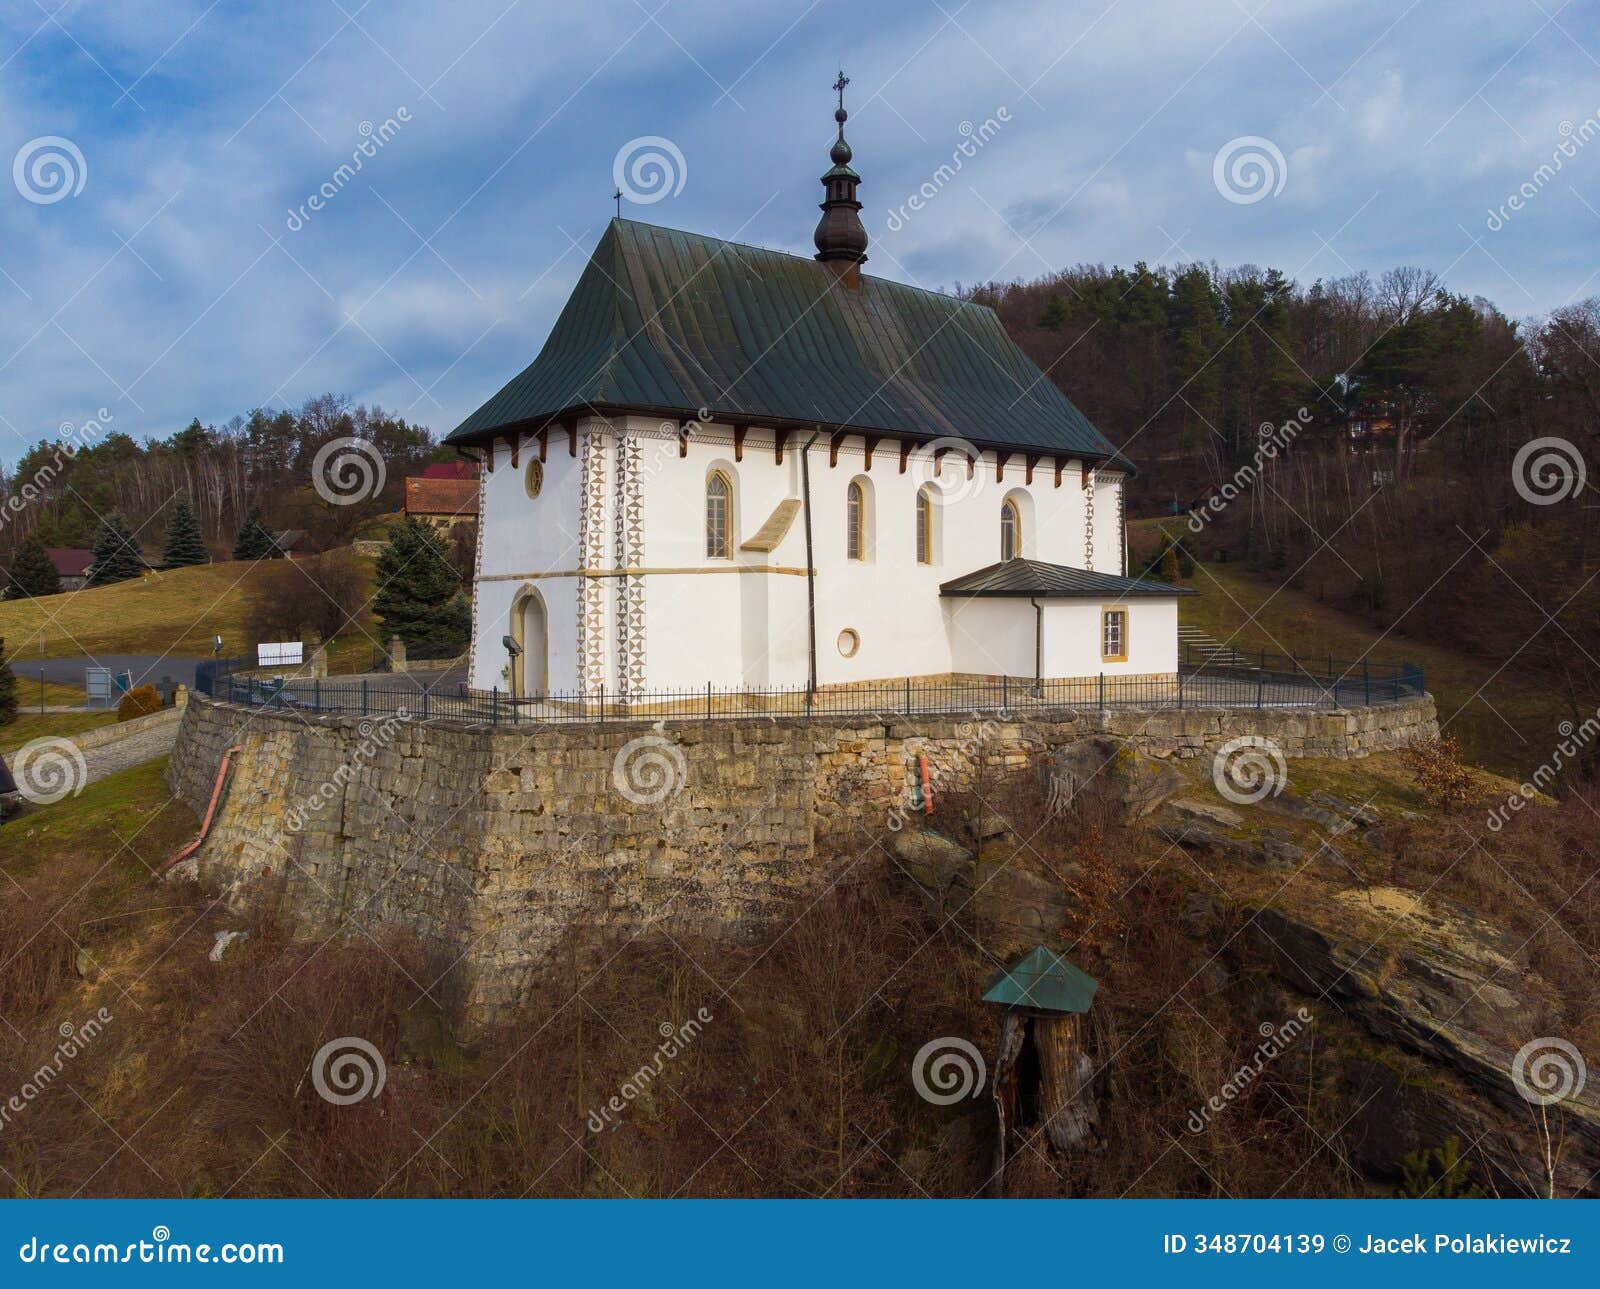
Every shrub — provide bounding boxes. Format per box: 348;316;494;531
1399;735;1475;810
117;684;162;722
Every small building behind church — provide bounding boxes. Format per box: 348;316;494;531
447;80;1191;700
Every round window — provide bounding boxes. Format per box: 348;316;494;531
524;459;543;499
836;628;860;658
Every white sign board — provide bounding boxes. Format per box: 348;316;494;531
256;641;304;667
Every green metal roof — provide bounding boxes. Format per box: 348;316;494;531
447;218;1133;469
983;945;1098;1013
941;559;1197;599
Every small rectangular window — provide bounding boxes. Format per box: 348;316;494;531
1101;608;1128;662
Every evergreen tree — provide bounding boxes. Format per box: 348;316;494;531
0;638;15;726
373;518;470;660
5;534;61;599
232;511;278;561
88;514;144;586
1038;293;1069;331
161;497;209;568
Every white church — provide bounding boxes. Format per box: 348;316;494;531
448;79;1190;701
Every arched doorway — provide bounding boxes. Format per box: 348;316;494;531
511;587;548;698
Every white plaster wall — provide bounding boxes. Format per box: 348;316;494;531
469;418;1141;692
468;431;585;691
1040;599;1180;677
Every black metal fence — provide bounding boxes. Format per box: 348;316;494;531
218;656;1425;727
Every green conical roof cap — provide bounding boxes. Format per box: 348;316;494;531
982;945;1098;1013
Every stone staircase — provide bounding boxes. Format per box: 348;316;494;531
1177;625;1252;670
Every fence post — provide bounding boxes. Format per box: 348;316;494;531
422;684;428;722
314;678;320;712
1256;666;1264;709
362;679;368;715
706;681;712;722
1097;672;1104;710
905;676;911;717
1002;675;1009;712
492;687;499;726
1177;670;1184;709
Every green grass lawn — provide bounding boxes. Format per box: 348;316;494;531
1146;528;1567;776
0;709;120;754
0;755;193;878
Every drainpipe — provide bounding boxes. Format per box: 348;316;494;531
1030;597;1044;694
800;431;821;708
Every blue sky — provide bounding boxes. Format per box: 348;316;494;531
2;0;1598;465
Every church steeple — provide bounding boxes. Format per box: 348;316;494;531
813;70;868;267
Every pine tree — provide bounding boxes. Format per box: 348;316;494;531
232;511;278;561
373;518;470;660
1038;293;1069;331
5;534;61;599
160;498;209;568
88;514;144;586
0;638;17;726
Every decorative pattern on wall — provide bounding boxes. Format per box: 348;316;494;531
577;430;608;692
468;448;490;683
614;432;647;700
1115;478;1125;575
1083;467;1095;571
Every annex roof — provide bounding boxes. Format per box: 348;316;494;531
940;559;1195;599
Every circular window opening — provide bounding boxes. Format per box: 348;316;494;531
524;460;544;499
836;628;860;658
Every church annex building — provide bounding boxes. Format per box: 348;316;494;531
445;81;1192;701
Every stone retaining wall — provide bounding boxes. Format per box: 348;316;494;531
168;693;1436;1022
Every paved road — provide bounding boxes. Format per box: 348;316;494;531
14;654;207;694
80;718;182;787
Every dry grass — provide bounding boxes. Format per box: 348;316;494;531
1138;523;1570;778
0;709;118;754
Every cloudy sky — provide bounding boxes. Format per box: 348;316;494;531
2;0;1598;465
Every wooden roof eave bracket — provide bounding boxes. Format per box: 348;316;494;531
898;440;912;474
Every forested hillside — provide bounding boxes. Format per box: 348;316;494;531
975;266;1600;731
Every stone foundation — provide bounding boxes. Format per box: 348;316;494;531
167;693;1437;1023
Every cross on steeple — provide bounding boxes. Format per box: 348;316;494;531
814;69;868;266
614;186;622;218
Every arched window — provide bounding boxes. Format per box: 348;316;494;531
846;480;866;560
706;471;732;559
915;488;934;564
1000;498;1022;561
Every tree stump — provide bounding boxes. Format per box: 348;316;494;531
1034;1012;1100;1152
